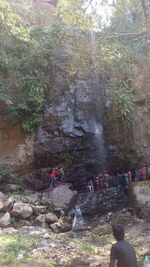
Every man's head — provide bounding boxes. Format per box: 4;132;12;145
112;224;125;241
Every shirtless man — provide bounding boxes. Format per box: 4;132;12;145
109;224;137;267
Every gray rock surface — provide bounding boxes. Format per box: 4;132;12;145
11;203;33;219
2;197;14;212
50;217;72;233
41;186;78;210
0;191;5;210
33;215;46;226
34;40;107;179
45;213;58;224
5;184;22;192
34;205;47;215
0;212;11;227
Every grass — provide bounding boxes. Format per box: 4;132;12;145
10;218;19;228
0;234;56;267
0;235;38;266
8;191;23;196
59;238;70;245
81;243;94;253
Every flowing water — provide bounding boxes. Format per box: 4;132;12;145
72;204;86;231
89;30;107;171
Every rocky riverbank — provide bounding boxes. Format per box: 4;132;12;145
0;183;148;266
0;208;147;267
0;184;78;232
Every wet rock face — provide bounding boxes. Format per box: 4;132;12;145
35;45;107;179
77;187;127;217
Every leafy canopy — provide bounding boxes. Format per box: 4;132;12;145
0;0;55;134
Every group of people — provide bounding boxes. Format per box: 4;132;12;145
49;165;150;191
49;167;64;188
84;165;150;192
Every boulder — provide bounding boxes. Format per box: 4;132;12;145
50;217;72;233
31;205;47;217
45;213;58;224
0;191;5;210
0;212;11;228
34;205;47;215
2;197;14;212
33;214;45;226
51;187;78;209
5;184;22;192
41;186;78;210
11;203;33;219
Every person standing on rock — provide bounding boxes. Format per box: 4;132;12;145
58;167;65;184
109;224;137;267
147;166;150;180
50;168;58;188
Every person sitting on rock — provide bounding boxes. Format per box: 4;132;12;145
87;178;94;192
99;173;104;190
50;168;58;188
109;224;137;267
103;171;110;188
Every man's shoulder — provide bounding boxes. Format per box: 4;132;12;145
111;242;118;251
112;240;130;248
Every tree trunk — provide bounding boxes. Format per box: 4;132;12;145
140;0;150;35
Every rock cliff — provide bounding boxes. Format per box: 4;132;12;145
1;1;150;179
34;34;107;179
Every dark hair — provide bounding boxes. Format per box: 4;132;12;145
112;224;125;241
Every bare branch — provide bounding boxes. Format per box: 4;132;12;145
98;32;147;40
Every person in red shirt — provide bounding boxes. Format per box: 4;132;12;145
50;168;58;188
142;166;147;180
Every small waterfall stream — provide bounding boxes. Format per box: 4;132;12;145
72;204;86;231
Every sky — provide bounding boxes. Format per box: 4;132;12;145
86;0;113;27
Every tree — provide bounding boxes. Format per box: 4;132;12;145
57;0;94;31
0;0;55;134
140;0;150;35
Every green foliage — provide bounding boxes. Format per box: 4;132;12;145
0;1;55;134
8;190;23;196
81;243;94;253
113;85;134;126
57;0;94;31
0;168;15;183
106;0;145;33
142;92;150;113
0;235;38;265
59;151;74;164
10;217;19;228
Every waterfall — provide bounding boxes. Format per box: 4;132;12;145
90;30;107;170
72;204;85;231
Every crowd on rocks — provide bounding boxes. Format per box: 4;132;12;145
72;166;150;192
